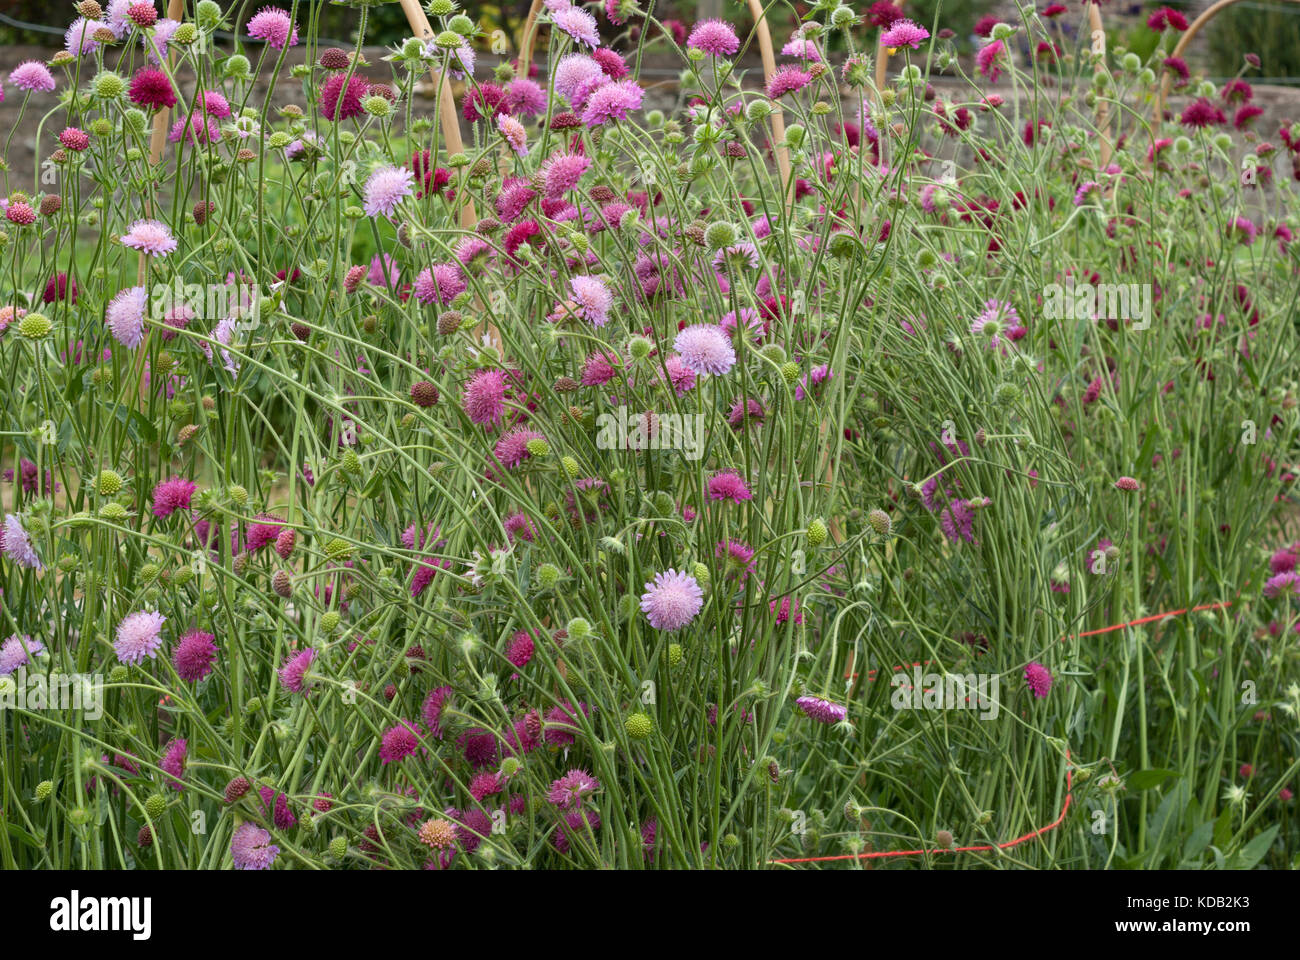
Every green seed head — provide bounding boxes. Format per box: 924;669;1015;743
667;643;684;666
780;361;800;385
628;335;653;360
448;14;474;35
362;95;392;118
525;437;550;458
36;780;53;801
565;617;592;641
99;502;128;521
319;611;341;633
173;22;198;45
807;518;828;547
692;561;710;585
867;508;892;537
624;712;653;739
325;537;351;560
329;835;347;858
227;484;249;506
244;696;263;714
17;312;53;339
561;456;580;478
96;470;123;496
92;71;125;99
704;221;738;248
144;793;167;819
535;563;560;588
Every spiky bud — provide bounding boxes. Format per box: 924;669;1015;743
867;509;892;537
624;712;653;739
144;793;167;818
807;518;828;546
436;311;463;336
272;569;292;598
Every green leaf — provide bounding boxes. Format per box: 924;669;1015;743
1129;768;1181;790
1228;824;1279;870
1212;806;1233;849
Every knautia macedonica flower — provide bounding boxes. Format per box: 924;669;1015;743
246;6;299;50
552;4;600;48
173;629;217;683
151;476;196;516
2;513;42;570
542;151;591;198
278;646;316;693
688;19;740;57
160;737;187;790
569;275;613;326
7;60;57;93
462;368;509;425
496;112;528;157
881;19;930;49
422;685;454;739
414;263;466;305
120;219;177;257
976;39;1007;82
767;66;812;99
0;634;44;675
640;568;704;631
230;822;279;870
1024;661;1053;698
796;695;848;724
105;286;147;348
554;53;607;110
362;165;415;218
547;768;601;808
581;79;643;126
1114;476;1141;492
707;470;752;503
674;323;736;375
114;610;166;665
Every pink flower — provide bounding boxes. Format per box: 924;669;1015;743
114;610;166;665
881;19;929;49
1114;476;1141;492
105;286;147;349
414;263;466;305
581;79;643;126
7;61;57;93
160;738;187;790
688;19;739;57
1024;661;1053;698
553;5;600;48
363;165;415;217
422;685;454;739
496;112;529;156
230;822;279;870
570;275;613;326
493;427;545;469
767;65;812;99
976;40;1007;82
554;54;607;110
278;647;316;693
796;695;847;724
547;768;601;808
173;629;217;682
640;569;704;631
542;152;591;197
247;6;299;49
462;369;509;426
380;720;423;764
708;470;752;503
120;219;177;258
674;323;736;375
152;477;197;517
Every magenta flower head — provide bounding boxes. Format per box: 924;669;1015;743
674;323;736;375
496;112;529;156
2;513;42;570
105;286;147;349
1114;476;1141;492
569;275;613;326
380;719;423;764
542;151;592;198
708;470;753;503
8;61;57;93
1024;661;1053;698
114;610;166;665
231;822;279;870
976;39;1007;82
151;476;196;517
414;263;467;305
120;219;177;258
160;737;187;790
462;368;509;426
581;79;643;126
363;164;415;218
278;646;316;693
767;66;812;99
422;685;455;739
173;629;217;682
688;19;740;57
881;19;930;49
796;695;848;724
247;6;299;50
640;568;704;631
547;768;601;808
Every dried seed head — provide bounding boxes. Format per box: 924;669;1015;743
410;381;440;407
436;311;462;336
224;775;251;803
272;569;292;598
